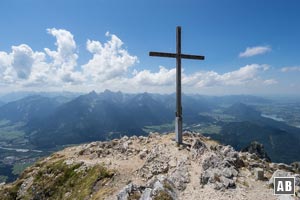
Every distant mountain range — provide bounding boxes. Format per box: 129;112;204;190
0;90;299;163
211;103;300;163
0;95;61;123
25;90;216;147
0;91;80;103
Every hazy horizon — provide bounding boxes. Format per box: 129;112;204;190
1;89;300;101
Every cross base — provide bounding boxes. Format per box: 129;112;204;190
175;116;183;144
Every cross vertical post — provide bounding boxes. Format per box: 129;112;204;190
149;26;205;144
175;26;182;144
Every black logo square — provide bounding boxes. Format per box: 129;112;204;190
274;177;295;195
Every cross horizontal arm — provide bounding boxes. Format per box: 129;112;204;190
149;52;177;58
149;51;205;60
181;54;205;60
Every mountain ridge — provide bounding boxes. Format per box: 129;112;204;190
0;91;299;163
0;132;299;199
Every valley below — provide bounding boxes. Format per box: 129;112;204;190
0;91;299;183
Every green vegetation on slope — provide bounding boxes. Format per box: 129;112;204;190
143;123;175;133
0;120;25;141
0;156;115;200
12;162;33;176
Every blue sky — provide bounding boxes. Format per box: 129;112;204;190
0;0;300;95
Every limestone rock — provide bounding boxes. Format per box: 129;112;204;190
291;162;300;173
169;159;190;190
254;168;264;181
117;176;177;200
295;174;300;186
138;145;170;179
17;177;34;199
140;188;152;200
241;141;271;162
200;150;239;190
277;163;293;171
139;149;148;160
191;139;207;159
117;183;133;200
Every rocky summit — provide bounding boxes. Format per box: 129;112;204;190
0;132;299;200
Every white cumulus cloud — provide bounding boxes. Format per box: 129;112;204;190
0;44;49;84
0;28;278;94
11;45;35;79
83;32;138;82
263;79;278;85
239;46;271;58
183;64;269;88
44;28;81;83
0;28;84;88
131;66;176;86
281;66;300;72
0;51;13;83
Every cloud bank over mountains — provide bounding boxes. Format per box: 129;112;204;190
0;28;277;94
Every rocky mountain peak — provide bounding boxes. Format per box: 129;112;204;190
241;141;271;162
0;132;299;200
87;90;98;97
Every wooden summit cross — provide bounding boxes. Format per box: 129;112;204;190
149;26;205;144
